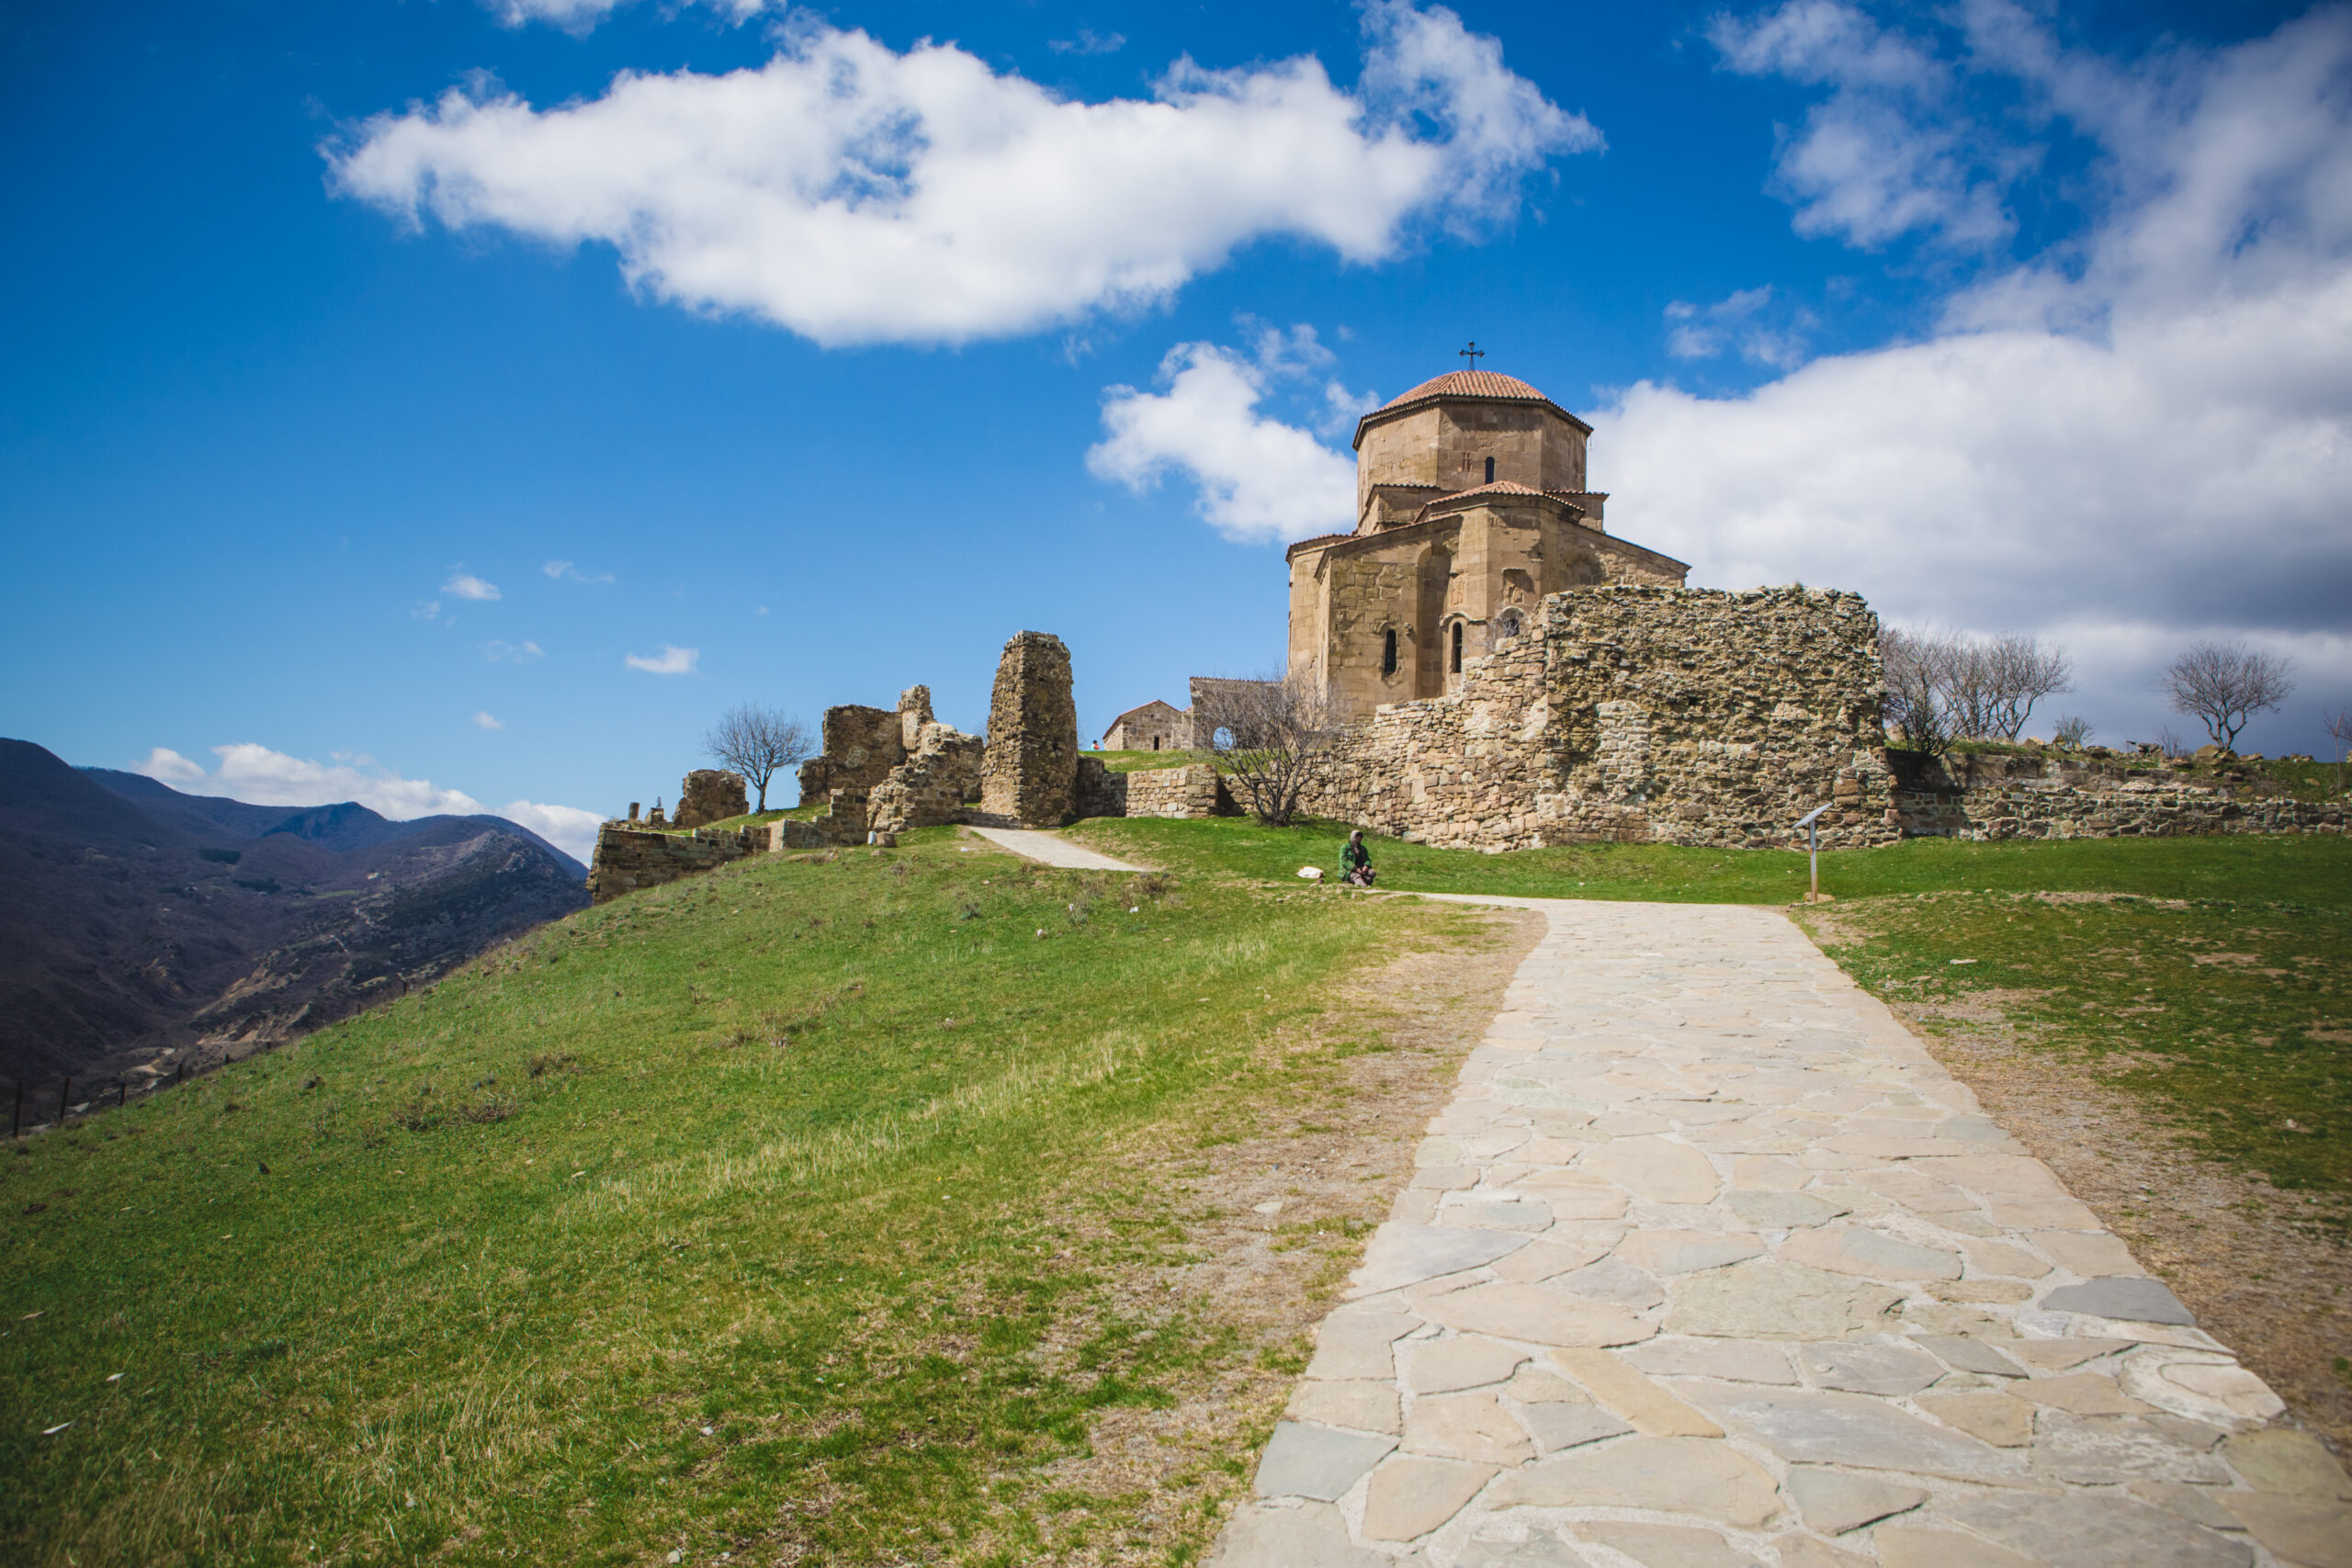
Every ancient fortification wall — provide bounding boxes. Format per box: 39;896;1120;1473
1891;752;2344;840
1301;586;1897;852
980;631;1079;828
674;769;747;829
1078;763;1231;821
585;824;766;901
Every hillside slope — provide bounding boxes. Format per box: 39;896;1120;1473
0;739;589;1082
0;829;1511;1566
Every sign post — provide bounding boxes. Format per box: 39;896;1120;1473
1794;804;1831;903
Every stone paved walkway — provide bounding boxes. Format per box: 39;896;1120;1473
963;826;1145;871
1213;897;2351;1568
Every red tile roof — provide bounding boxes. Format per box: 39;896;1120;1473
1355;368;1590;447
1378;369;1551;409
1412;481;1590;524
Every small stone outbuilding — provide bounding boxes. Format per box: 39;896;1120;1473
1100;700;1189;752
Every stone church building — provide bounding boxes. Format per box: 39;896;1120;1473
1279;363;1904;852
1287;369;1691;723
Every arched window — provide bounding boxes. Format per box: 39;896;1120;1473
1382;627;1398;676
1451;621;1464;672
1484;456;1496;484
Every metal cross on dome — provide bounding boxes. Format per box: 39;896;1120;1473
1459;342;1485;366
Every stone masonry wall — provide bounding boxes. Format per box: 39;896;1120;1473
868;720;986;835
1300;586;1896;852
797;705;904;807
1077;763;1231;820
586;824;764;902
1892;752;2345;840
674;769;747;829
980;631;1079;828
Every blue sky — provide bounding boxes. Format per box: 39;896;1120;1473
5;0;2346;857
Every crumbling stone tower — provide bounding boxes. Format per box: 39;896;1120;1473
980;631;1078;828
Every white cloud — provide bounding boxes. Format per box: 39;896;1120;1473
329;3;1596;345
1710;1;2014;250
140;742;486;818
625;644;699;674
1593;2;2352;753
484;639;544;663
474;710;506;730
1049;29;1125;57
1663;286;1808;366
136;747;207;784
543;558;613;583
412;600;441;621
485;0;767;35
131;742;606;863
1090;338;1359;543
443;570;502;601
494;800;606;863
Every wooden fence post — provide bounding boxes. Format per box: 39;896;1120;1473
59;1077;71;1126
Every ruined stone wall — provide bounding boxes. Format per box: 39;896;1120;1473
797;705;904;806
1077;763;1230;820
674;769;747;829
868;721;985;835
980;631;1078;828
1300;586;1896;852
1892;753;2346;840
586;824;764;902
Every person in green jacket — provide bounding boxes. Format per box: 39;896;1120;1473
1340;829;1375;887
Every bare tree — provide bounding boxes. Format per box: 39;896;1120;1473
2324;706;2352;794
1979;635;2074;740
2052;715;2093;749
1196;672;1336;827
704;703;813;812
1883;626;2075;747
1881;626;1954;756
2161;641;2295;752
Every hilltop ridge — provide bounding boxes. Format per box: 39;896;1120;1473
0;739;588;1082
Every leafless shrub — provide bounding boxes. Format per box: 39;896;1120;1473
2052;715;2093;749
1196;672;1337;827
704;703;813;812
2161;641;2295;752
1975;635;2074;740
1880;626;1954;756
1883;626;2075;749
2323;706;2351;793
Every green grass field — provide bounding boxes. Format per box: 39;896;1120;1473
1802;892;2349;1216
0;833;1482;1567
1076;817;2350;1214
1069;812;2352;906
7;809;2345;1565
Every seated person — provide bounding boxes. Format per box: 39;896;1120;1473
1340;829;1375;886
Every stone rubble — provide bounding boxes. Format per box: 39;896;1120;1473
1214;897;2351;1568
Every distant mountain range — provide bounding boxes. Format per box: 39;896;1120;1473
0;739;589;1085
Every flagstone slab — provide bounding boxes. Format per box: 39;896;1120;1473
1351;1225;1532;1295
1784;1467;1928;1534
1415;1282;1656;1348
1255;1422;1397;1500
1363;1456;1498;1542
2041;1275;2195;1325
1212;897;2306;1567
